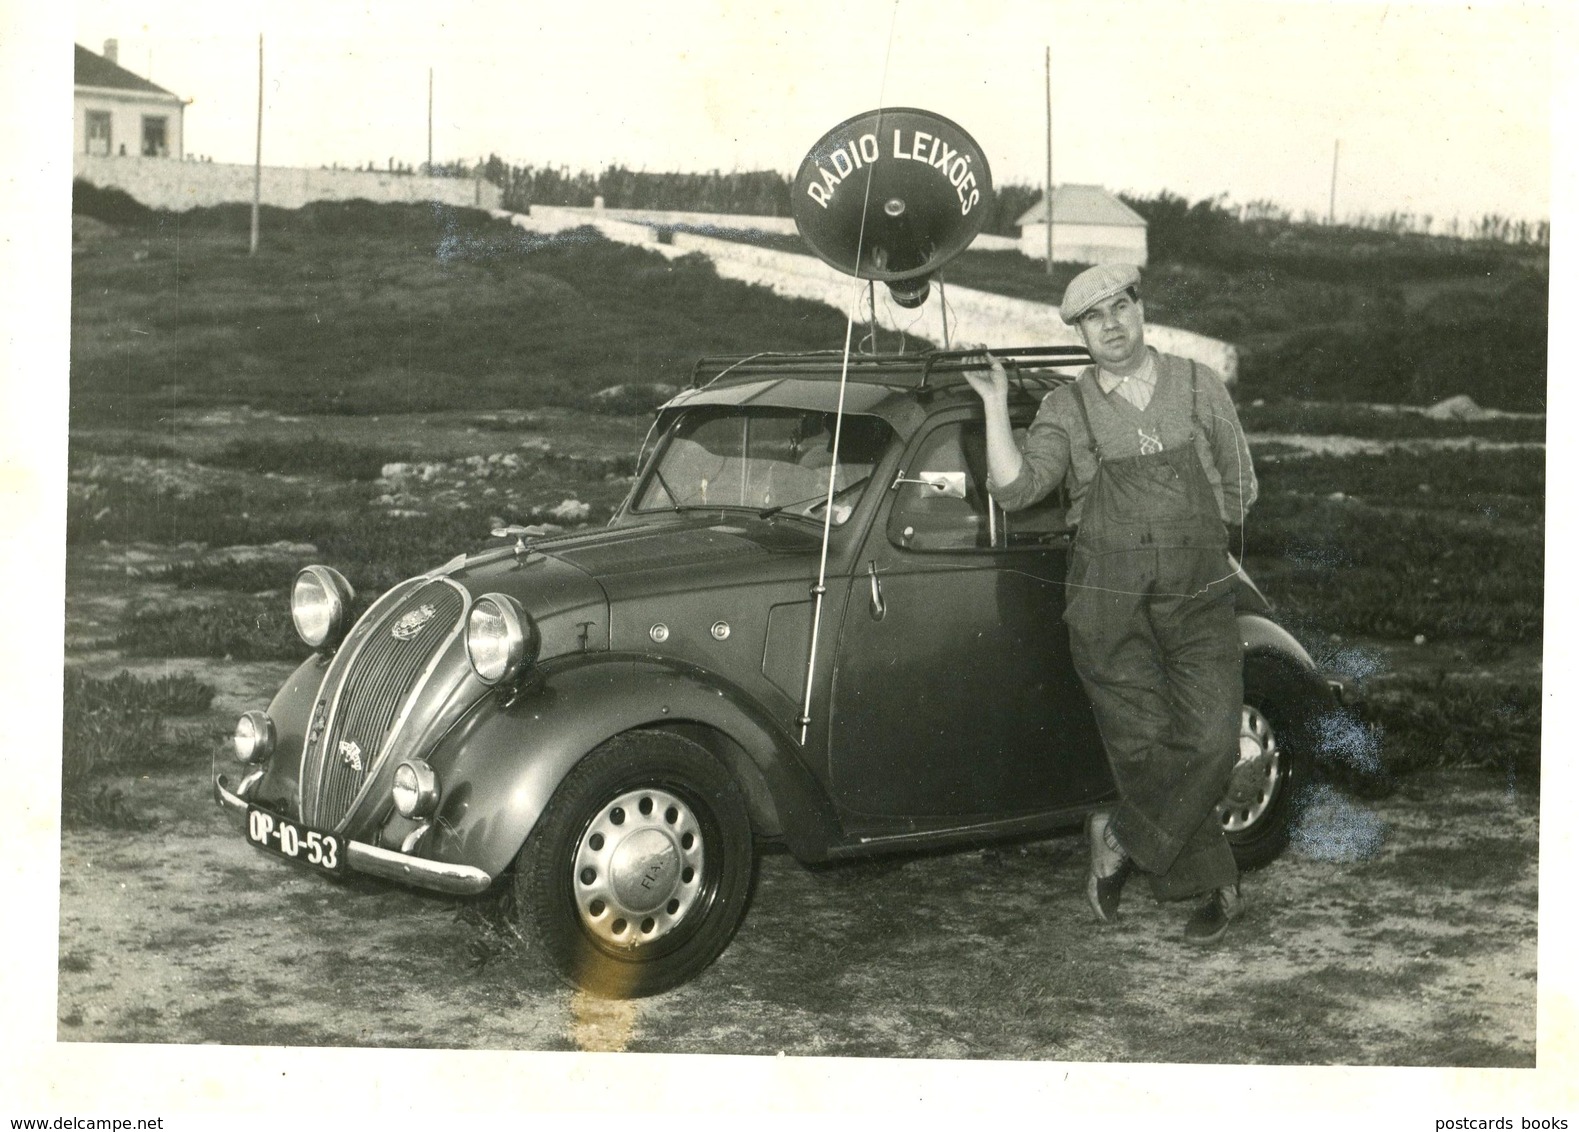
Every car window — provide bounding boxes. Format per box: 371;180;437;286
634;407;893;522
888;422;994;550
888;422;1071;552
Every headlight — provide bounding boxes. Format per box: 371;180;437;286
391;759;440;819
465;593;540;685
233;710;274;763
292;565;356;649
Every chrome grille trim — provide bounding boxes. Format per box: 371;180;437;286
295;576;428;819
298;577;470;831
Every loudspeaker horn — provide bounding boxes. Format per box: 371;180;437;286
792;107;993;309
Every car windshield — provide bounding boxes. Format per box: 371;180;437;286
634;406;893;524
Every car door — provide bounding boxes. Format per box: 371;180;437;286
827;412;1111;822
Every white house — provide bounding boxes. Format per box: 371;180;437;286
74;40;187;159
1016;185;1149;266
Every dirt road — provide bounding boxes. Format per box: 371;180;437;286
55;653;1537;1064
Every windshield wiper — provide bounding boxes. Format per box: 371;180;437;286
649;466;685;512
758;475;871;520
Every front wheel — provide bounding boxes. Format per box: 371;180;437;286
511;731;755;998
1219;665;1314;870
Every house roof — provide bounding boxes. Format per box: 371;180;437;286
1015;185;1147;228
74;44;180;98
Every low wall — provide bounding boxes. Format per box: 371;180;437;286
507;207;1237;382
523;205;1023;254
574;206;800;235
74;154;502;212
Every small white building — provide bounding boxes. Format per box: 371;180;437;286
74;40;187;159
1017;185;1149;266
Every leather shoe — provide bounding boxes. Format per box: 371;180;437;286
1184;883;1242;944
1085;811;1132;923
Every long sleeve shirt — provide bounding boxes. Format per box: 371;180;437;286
987;349;1257;528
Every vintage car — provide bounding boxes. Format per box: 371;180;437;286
215;345;1347;998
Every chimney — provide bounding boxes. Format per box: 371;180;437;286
103;38;119;64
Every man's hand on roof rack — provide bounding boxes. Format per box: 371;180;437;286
962;351;1008;400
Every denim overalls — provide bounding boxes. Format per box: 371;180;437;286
1063;364;1241;901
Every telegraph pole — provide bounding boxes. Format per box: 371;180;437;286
1044;45;1054;274
250;34;263;255
1328;139;1339;226
427;68;433;173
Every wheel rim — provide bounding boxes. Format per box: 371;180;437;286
571;786;706;951
1220;704;1284;833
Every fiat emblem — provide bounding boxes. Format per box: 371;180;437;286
338;739;364;772
392;603;437;640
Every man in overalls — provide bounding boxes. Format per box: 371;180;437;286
964;263;1257;943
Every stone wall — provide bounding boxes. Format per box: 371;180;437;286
508;207;1237;382
74;154;502;212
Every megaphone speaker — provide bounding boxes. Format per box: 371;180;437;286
792;108;993;309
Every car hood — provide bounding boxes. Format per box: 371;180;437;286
444;517;827;657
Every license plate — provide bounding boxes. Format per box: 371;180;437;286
245;805;346;876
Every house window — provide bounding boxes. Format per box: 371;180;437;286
141;116;169;157
86;111;112;156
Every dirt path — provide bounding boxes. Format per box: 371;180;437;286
56;665;1537;1063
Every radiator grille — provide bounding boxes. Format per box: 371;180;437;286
302;581;465;829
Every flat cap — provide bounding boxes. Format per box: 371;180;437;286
1059;263;1142;323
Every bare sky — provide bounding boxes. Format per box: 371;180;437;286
72;0;1552;228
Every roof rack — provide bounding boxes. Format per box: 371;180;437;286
689;345;1093;391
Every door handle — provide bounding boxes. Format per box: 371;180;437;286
868;560;885;621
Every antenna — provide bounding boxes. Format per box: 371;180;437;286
787;104;993;746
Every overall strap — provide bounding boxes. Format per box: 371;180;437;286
1073;370;1103;461
1188;359;1204;437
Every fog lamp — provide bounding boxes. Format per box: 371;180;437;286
233;710;275;764
391;759;440;819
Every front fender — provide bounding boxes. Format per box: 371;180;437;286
404;653;841;880
1237;612;1316;673
248;652;331;813
1237;613;1378;780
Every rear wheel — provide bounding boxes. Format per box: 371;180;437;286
512;731;754;998
1220;664;1313;870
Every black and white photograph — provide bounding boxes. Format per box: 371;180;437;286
2;0;1574;1121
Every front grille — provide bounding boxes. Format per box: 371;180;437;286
302;580;465;829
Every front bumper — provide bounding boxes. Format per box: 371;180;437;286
214;772;493;896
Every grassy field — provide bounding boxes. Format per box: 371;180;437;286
663;222;1548;412
66;198;1544;795
70;198;849;424
56;196;1542;1060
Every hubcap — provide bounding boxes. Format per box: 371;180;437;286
1220;704;1283;833
571;786;705;950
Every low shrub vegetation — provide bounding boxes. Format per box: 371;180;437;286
114;601;305;662
61;669;217;828
146;558;304;594
70;207;851;425
1240;402;1544;442
201;436;407;481
1354;673;1540;782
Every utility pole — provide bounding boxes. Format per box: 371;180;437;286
250;34;263;255
1044;45;1054;274
1328;139;1339;226
427;68;434;174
